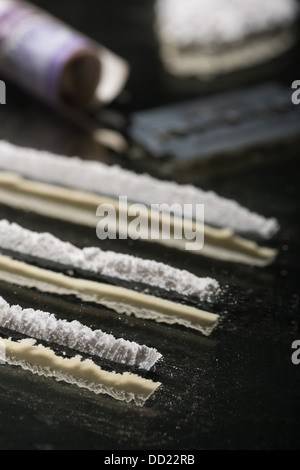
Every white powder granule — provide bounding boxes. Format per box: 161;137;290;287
0;141;278;238
0;219;219;301
155;0;298;48
0;296;162;370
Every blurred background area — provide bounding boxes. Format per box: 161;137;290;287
24;0;300;107
1;0;299;155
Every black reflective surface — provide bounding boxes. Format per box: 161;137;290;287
0;0;299;450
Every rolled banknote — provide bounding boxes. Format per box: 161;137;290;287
0;0;129;108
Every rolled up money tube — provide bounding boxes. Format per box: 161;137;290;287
0;0;129;108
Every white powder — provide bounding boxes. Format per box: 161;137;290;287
0;140;278;238
155;0;298;48
0;296;162;370
0;219;219;301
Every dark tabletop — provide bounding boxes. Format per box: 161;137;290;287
0;0;299;451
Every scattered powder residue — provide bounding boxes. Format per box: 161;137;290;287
0;219;220;301
0;140;279;238
155;0;298;48
0;296;162;370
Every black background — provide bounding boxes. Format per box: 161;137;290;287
0;0;300;450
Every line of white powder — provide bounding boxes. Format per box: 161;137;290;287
0;219;219;301
0;296;162;370
0;140;278;238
